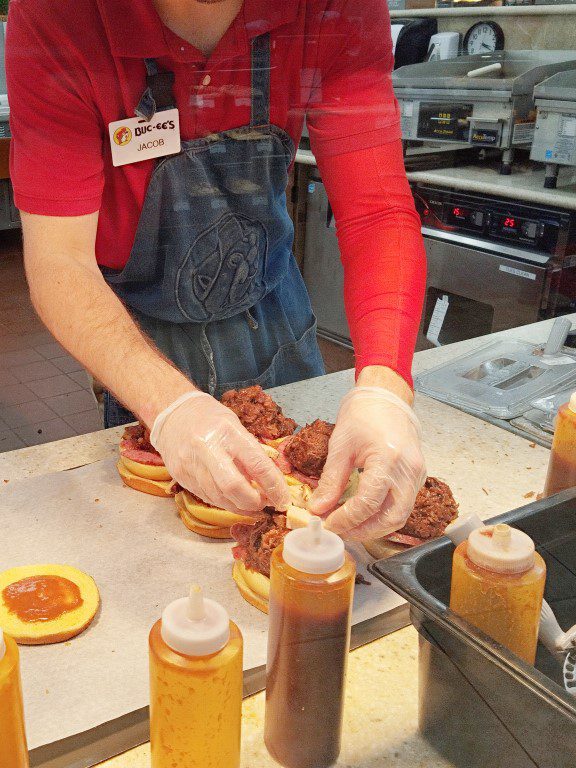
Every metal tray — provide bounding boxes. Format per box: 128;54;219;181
369;490;576;768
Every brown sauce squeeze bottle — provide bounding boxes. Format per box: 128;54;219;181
544;392;576;497
264;517;355;768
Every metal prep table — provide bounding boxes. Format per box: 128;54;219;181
393;51;576;174
531;70;576;189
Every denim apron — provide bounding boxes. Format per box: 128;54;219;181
102;34;324;427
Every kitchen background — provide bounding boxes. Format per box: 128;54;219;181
1;2;576;452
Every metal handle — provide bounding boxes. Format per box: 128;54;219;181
543;316;572;356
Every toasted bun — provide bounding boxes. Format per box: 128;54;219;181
117;460;175;497
0;564;100;645
232;561;269;614
175;494;233;539
176;490;254;528
119;454;171;482
363;538;408;560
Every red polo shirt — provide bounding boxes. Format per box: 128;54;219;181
7;0;426;386
7;0;399;270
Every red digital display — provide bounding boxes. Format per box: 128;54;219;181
503;217;517;229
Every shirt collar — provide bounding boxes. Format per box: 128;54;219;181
98;0;300;60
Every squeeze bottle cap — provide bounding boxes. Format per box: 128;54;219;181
445;513;484;546
283;516;345;574
0;629;5;662
161;585;230;657
569;392;576;413
467;524;535;574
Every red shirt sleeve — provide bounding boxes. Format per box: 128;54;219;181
314;139;426;388
6;0;104;215
306;1;425;387
305;0;400;158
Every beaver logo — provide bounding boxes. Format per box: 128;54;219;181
113;126;132;146
176;213;268;322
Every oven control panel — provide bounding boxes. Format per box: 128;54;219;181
412;185;576;258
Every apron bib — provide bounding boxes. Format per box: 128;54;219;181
102;34;324;427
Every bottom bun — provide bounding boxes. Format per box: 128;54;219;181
362;538;409;560
0;564;100;645
175;495;233;539
232;561;269;614
117;460;174;498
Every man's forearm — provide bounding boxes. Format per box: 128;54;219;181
24;237;194;426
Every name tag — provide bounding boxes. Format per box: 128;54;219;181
108;109;181;167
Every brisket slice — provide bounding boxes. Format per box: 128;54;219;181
221;385;296;441
231;510;288;578
283;420;334;478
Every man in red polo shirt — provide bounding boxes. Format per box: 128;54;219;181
6;0;427;540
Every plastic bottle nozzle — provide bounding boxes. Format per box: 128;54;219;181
284;515;345;574
309;516;322;546
162;586;230;656
492;523;512;550
188;585;206;622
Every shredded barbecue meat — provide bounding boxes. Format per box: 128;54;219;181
221;386;296;441
399;477;458;540
284;420;334;478
121;423;158;455
231;510;288;578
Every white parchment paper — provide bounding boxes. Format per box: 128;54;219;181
0;458;402;750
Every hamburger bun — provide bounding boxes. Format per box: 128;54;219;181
117;458;175;498
175;490;254;539
232;560;269;614
362;537;413;560
118;422;173;496
0;564;100;645
119;454;171;482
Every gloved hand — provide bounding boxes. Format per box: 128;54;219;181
309;386;426;540
150;391;291;515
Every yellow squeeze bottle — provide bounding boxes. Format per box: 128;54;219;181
450;524;546;664
0;629;29;768
149;586;243;768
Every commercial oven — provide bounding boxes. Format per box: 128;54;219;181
302;178;576;351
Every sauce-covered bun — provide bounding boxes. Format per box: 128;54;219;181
0;564;100;645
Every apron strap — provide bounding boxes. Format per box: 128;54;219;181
250;33;271;128
135;58;176;121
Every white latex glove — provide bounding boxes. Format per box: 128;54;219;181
309;387;426;540
150;392;291;515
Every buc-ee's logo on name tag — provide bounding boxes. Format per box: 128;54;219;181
108;108;180;167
